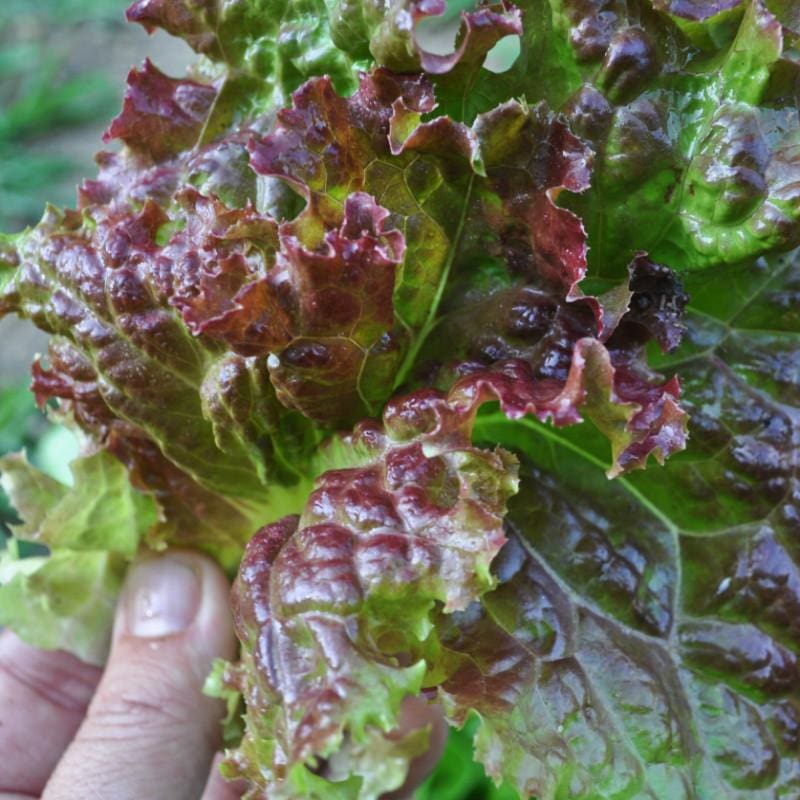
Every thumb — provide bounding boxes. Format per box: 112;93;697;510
43;550;237;800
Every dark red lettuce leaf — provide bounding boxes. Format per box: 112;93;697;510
248;69;477;329
266;194;406;421
153;189;283;346
439;251;800;798
0;177;413;503
247;68;480;420
419;252;689;475
472;100;592;299
126;0;218;56
217;264;688;793
149;185;406;425
104;59;217;160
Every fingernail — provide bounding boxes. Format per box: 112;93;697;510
123;555;202;638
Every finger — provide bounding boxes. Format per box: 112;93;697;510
43;550;237;800
0;631;101;796
200;752;247;800
382;696;448;800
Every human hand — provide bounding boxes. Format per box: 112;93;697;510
0;551;445;800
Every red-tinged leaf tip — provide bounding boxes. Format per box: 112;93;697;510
475;101;593;297
125;0;219;54
388;105;480;167
104;59;216;160
155;189;287;353
247;76;354;223
268;194;406;422
78;153;180;211
447;343;686;480
150;185;407;424
280;192;404;338
606;373;687;476
424;263;689;475
248;70;447;233
361;67;436;115
31;342;110;422
125;0;159;30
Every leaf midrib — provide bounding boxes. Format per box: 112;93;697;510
392;172;476;390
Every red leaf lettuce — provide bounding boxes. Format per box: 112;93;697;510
0;0;797;797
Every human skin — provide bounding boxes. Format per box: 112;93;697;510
0;550;446;800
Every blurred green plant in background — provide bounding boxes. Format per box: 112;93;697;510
0;0;125;231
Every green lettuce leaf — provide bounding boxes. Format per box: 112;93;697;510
0;450;158;663
342;0;800;274
553;0;800;273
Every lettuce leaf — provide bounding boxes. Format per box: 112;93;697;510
222;379;519;796
453;252;800;798
328;0;800;274
221;249;797;798
126;0;359;119
217;309;688;798
550;0;800;273
0;52;682;548
0;450;158;663
0;0;797;797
